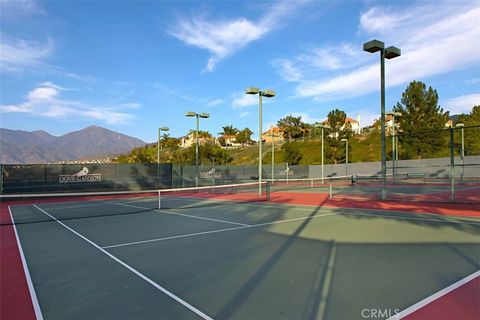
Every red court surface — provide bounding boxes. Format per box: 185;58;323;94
403;274;480;320
270;192;480;218
0;205;36;320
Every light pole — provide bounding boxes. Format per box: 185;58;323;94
456;123;465;184
364;39;401;200
186;111;210;187
157;127;169;164
341;138;349;176
315;123;330;183
271;126;275;181
245;87;276;195
386;111;401;180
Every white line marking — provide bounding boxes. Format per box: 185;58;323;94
103;225;249;249
102;212;338;249
8;206;44;320
339;211;480;225
389;269;480;319
31;204;213;320
152;198;480;224
114;202;250;227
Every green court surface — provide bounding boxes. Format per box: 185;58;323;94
6;195;480;320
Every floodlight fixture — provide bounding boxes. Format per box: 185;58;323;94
455;123;464;128
245;87;260;95
385;46;401;59
199;113;210;118
185;111;196;117
363;40;385;53
261;89;276;98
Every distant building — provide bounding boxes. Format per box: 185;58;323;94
180;133;213;148
262;127;285;143
320;115;361;135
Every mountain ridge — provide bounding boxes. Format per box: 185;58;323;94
0;126;146;164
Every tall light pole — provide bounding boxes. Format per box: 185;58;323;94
271;126;275;181
186;111;210;187
364;39;401;200
245;87;276;195
316;123;330;183
386;111;401;180
456;123;465;184
157;127;169;164
341;138;349;176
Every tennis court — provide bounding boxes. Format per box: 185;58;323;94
1;182;479;320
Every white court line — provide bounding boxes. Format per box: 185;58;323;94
8;206;44;320
150;198;480;224
39;201;119;210
31;204;213;320
114;202;250;227
338;211;480;226
102;212;338;249
389;269;480;319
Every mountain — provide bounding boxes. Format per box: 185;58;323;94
0;125;146;164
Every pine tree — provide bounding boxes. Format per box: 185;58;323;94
394;81;449;159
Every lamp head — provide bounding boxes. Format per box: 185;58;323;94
456;123;464;128
245;87;260;95
385;46;401;59
185;111;196;117
261;89;276;98
160;127;169;131
341;138;348;142
199;113;210;118
363;39;385;53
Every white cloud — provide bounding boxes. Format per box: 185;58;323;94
168;0;311;71
0;35;54;73
239;111;250;118
444;93;480;114
466;78;480;85
206;99;225;107
232;93;259;109
0;82;138;124
274;3;480;102
272;58;303;82
0;0;44;16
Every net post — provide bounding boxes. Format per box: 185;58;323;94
310;178;313;188
266;181;271;201
329;183;333;199
158;190;161;209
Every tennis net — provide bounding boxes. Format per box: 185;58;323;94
1;181;269;226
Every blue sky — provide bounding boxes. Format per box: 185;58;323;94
1;0;479;143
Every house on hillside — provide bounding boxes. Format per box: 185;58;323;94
218;134;242;148
320;115;361;135
180;133;213;148
262;127;285;143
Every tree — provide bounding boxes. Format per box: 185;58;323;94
326;109;351;140
236;128;254;145
219;125;239;136
218;125;239;146
277;115;304;141
457;105;480;156
282;142;302;165
394;81;449;159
